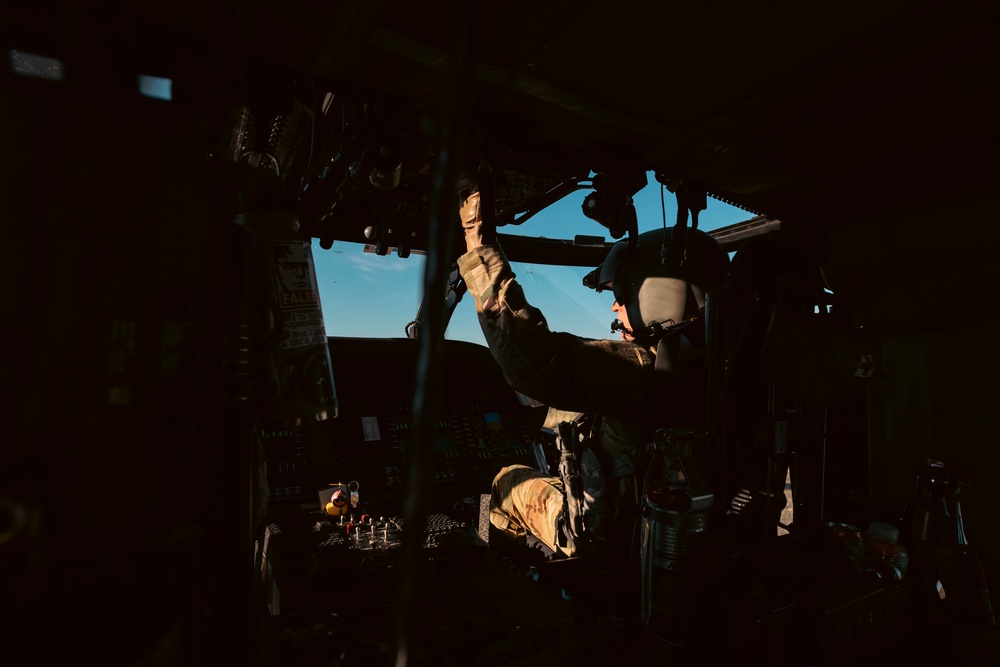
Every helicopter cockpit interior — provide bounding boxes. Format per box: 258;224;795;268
3;1;998;665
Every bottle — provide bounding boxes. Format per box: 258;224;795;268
639;428;713;644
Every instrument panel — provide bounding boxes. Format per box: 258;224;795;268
261;336;541;519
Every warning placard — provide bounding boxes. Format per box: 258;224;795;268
269;241;328;350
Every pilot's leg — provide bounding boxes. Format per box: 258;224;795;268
490;464;575;558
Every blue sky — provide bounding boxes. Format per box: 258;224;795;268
313;173;753;345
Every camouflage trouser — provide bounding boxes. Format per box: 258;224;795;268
489;464;577;558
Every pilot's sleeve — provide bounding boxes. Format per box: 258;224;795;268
457;244;655;419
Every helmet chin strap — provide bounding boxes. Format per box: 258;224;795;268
634;318;678;341
612;317;680;342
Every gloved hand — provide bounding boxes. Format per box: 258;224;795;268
458;174;496;252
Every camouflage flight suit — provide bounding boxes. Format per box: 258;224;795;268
457;243;708;558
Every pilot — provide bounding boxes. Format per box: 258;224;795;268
455;178;730;559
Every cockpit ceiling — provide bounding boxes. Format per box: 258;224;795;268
283;0;1000;226
9;0;999;239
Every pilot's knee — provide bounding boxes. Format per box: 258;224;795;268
491;464;532;498
492;463;531;483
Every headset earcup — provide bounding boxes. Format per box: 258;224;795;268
612;247;632;306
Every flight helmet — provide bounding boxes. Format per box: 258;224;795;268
584;226;730;341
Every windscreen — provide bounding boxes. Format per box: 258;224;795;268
313;173;753;345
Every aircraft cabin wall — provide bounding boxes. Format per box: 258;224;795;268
820;181;1000;592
